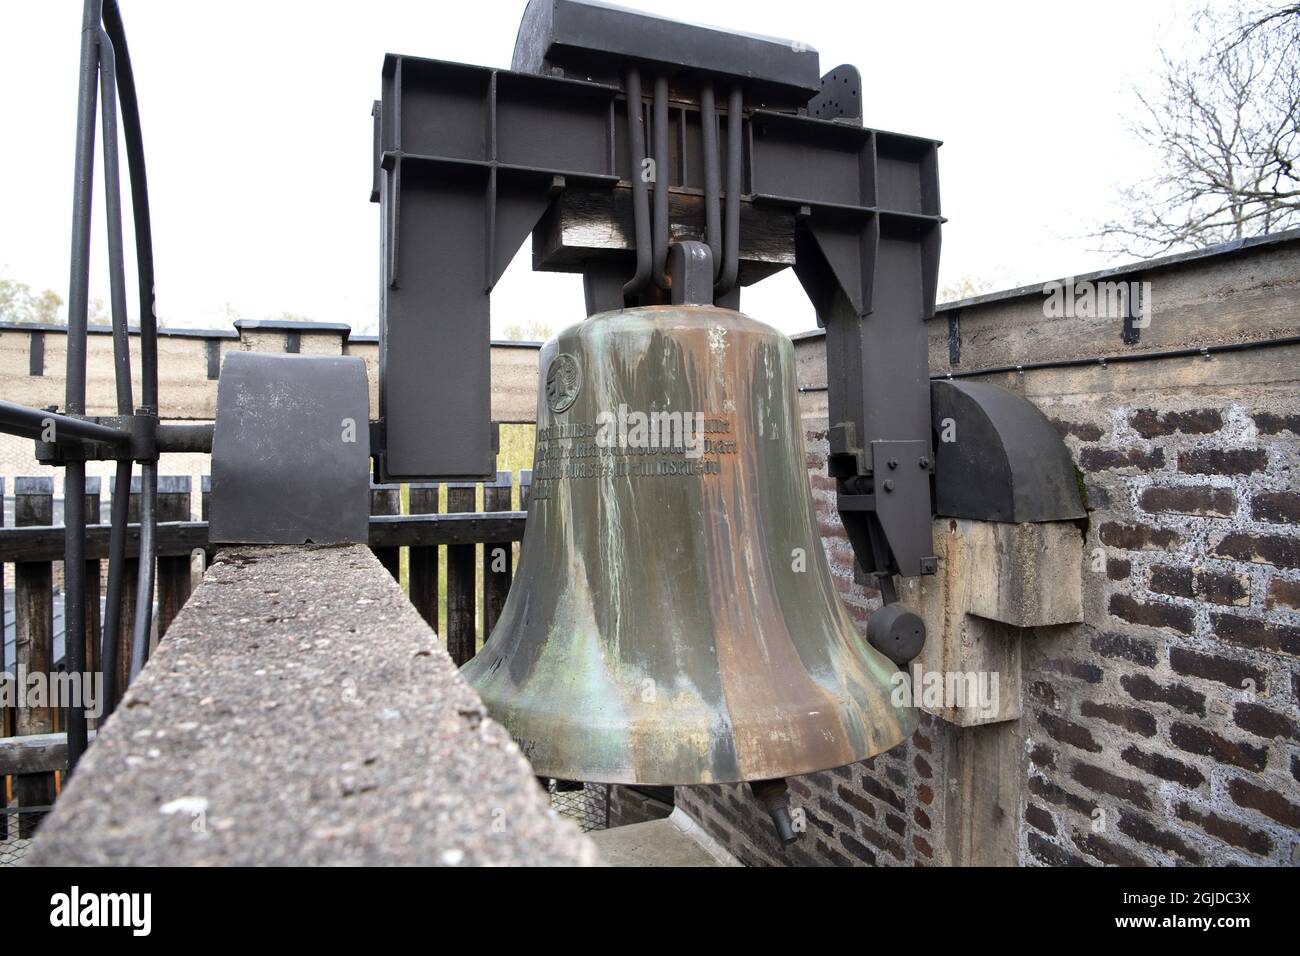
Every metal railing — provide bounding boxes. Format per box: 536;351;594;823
0;0;160;773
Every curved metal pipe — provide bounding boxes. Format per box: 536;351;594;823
101;0;156;413
98;29;133;416
61;0;103;773
621;69;652;297
715;85;742;297
651;75;670;289
700;82;722;284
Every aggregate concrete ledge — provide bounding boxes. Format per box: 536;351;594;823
27;544;598;866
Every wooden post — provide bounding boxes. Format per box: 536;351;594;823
519;469;533;509
369;481;402;581
14;477;55;835
445;483;477;666
109;474;140;704
82;477;101;727
482;471;513;641
155;476;193;639
407;482;440;631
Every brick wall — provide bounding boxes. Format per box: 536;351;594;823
677;235;1300;867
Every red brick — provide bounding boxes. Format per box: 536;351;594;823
1106;558;1131;580
838;831;877;865
1072;829;1149;867
1109;594;1194;635
1150;565;1248;606
1211;612;1300;657
1169;722;1267;771
1028;775;1097;816
1233;702;1299;742
1099;522;1181;551
1051;418;1103;441
1027;831;1086;866
1252;491;1300;525
1037;712;1102;753
1120;673;1204;715
1079;447;1165;472
1173;801;1273;857
1131;408;1222;438
835;784;878;820
911;834;933;858
1090;631;1157;667
912;806;931;830
1227;777;1300;829
1252;411;1300;435
860;775;905;813
1080;700;1157;737
1169;646;1266;692
1267;578;1300;610
1178;448;1268;475
1139;485;1236;517
915;783;933;806
1023;803;1055;836
1070;762;1152;810
1121;745;1205;787
1213;532;1300;569
1117;811;1201;863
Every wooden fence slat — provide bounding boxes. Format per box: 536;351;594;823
519;469;533;509
155;476;193;639
482;471;513;641
13;477;55;836
369;482;402;581
0;731;97;777
445;484;477;666
407;482;440;631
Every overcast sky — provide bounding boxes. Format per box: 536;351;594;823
0;0;1192;338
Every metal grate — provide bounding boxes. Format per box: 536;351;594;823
545;780;609;833
0;807;50;867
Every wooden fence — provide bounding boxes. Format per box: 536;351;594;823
0;469;532;856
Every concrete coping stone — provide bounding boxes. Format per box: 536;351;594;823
28;543;597;866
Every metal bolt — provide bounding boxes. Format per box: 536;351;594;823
887;458;898;469
883;480;895;492
919;457;930;469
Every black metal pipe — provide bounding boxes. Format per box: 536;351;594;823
101;0;156;413
65;0;101;419
700;83;722;284
62;0;103;774
0;400;130;447
98;28;133;416
651;75;670;290
63;466;89;769
99;459;131;717
128;463;157;681
622;69;652;298
715;85;742;296
156;423;214;453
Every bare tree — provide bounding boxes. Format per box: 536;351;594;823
1098;3;1299;257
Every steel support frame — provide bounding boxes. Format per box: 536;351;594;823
373;45;943;583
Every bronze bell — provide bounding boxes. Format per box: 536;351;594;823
462;304;915;787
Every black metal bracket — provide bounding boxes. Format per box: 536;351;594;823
373;0;944;584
